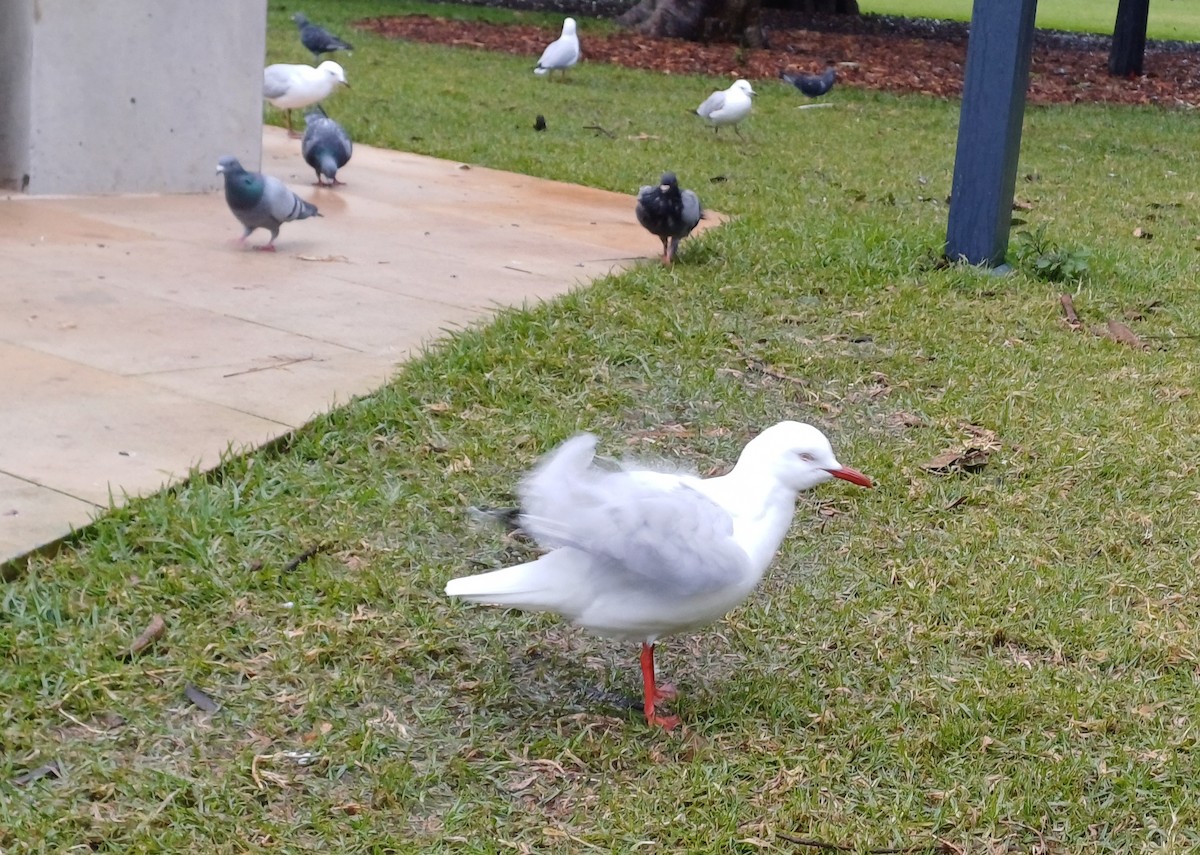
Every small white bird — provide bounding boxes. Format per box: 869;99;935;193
263;61;350;137
695;78;756;137
534;17;580;78
445;421;873;730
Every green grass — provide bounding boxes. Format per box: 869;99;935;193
859;0;1200;41
6;1;1200;851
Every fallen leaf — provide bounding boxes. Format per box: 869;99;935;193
424;401;453;413
13;761;61;786
1060;293;1082;328
296;255;349;263
124;614;166;659
184;683;220;713
887;411;926;428
1094;320;1148;350
922;447;991;474
1132;227;1153;240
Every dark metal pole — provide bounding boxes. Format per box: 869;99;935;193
945;0;1038;267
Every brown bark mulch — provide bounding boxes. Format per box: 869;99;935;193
355;13;1200;107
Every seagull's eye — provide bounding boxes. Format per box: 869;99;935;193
797;452;815;463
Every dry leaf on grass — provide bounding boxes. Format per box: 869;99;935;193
13;760;62;786
921;447;991;474
1094;320;1149;350
185;683;220;713
124;614;166;659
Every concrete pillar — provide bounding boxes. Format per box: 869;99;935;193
0;0;266;196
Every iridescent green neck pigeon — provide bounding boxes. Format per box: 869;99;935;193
215;156;321;252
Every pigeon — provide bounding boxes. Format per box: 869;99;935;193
263;61;349;138
301;106;352;186
215;156;321;252
636;172;703;265
292;13;353;62
781;64;837;98
695;79;756;136
534;114;547;132
445;421;873;730
534;18;580;78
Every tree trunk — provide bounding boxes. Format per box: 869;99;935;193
619;0;766;46
767;0;859;11
618;0;858;46
1108;0;1150;76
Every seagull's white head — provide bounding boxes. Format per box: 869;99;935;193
317;60;349;87
732;79;756;97
736;421;872;493
562;17;578;36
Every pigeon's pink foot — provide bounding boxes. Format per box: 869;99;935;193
640;643;680;731
253;244;278;253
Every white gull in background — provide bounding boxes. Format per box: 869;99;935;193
445;421;873;730
263;61;350;137
695;78;756;136
534;17;580;77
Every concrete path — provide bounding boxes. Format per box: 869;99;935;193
0;128;714;564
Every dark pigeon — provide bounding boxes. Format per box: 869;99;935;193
301;106;353;186
292;13;353;61
216;156;321;252
635;172;703;265
780;64;837;98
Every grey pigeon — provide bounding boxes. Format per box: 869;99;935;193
635;172;703;265
293;13;353;62
301;106;352;186
215;156;321;252
780;64;837;98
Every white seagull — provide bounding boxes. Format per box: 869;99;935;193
263;61;350;137
534;17;580;77
445;421;873;730
695;78;756;136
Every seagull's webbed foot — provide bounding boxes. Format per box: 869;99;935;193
640;643;680;731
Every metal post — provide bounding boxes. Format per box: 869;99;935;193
945;0;1038;267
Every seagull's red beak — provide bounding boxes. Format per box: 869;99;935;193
828;466;873;488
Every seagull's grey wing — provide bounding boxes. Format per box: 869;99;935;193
696;90;725;118
263;66;292;100
681;190;703;231
537;36;578;69
519;435;749;596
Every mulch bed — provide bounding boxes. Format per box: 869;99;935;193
355;13;1200;107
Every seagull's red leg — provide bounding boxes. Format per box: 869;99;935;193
640;643;680;730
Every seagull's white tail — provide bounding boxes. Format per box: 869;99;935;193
445;551;583;612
